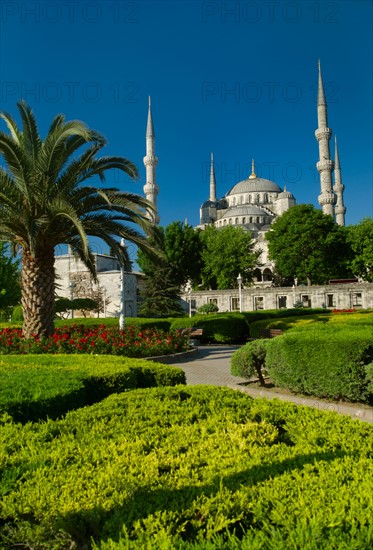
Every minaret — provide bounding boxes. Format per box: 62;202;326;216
143;96;160;224
315;60;335;218
333;136;346;226
209;152;216;202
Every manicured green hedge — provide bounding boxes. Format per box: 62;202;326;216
266;325;373;403
56;317;173;331
1;386;372;549
0;355;186;422
170;313;249;344
249;310;373;338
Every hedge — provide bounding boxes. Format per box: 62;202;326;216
56;317;173;331
1;386;372;549
266;325;373;403
0;354;186;423
231;339;269;384
170;313;249;344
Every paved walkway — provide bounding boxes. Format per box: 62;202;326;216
166;345;373;424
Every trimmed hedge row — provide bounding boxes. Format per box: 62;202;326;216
56;317;173;331
249;310;373;338
170;313;249;344
0;354;186;423
1;386;372;549
266;325;373;403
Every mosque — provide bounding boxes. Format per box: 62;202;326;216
143;62;346;283
56;62;372;317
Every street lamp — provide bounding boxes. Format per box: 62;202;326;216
237;273;243;313
188;288;192;318
119;238;126;330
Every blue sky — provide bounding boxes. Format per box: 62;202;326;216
1;0;372;257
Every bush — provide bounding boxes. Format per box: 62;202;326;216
10;304;23;322
231;340;268;384
0;355;186;422
197;302;219;314
266;325;373;403
0;386;372;549
56;317;173;331
170;313;249;344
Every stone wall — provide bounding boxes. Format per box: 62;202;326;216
181;283;373;314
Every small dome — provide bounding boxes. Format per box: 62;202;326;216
277;190;295;200
221;205;274;218
226;177;282;195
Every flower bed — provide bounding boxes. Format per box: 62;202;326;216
0;324;189;358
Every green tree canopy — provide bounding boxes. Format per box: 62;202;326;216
0;101;158;337
266;204;352;285
346;218;373;282
138;266;184;318
138;221;203;287
201;225;261;290
0;242;21;311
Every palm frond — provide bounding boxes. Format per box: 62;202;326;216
17;100;42;161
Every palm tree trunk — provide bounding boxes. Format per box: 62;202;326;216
21;248;55;338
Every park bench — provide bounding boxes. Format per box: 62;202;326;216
260;328;284;338
177;327;204;345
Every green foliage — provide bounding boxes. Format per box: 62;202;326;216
0;354;186;422
171;313;249;344
231;340;268;384
10;304;23;323
0;242;21;312
346;217;373;281
0;386;372;548
55;317;173;331
197;302;219;314
266;204;352;284
164;221;204;287
201;225;261;289
139;265;185;317
266;325;373;403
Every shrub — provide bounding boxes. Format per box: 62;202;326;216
266;325;373;403
0;355;186;422
197;302;219;314
170;313;249;344
10;304;23;322
0;386;372;549
231;339;268;384
56;317;173;331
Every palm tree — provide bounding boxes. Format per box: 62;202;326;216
0;101;158;338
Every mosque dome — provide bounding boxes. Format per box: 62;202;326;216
226;177;282;195
221;205;270;218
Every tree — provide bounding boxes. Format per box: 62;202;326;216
138;265;184;317
0;101;158;338
200;225;261;290
0;242;21;316
346;218;373;282
163;221;203;287
137;221;203;287
266;204;352;285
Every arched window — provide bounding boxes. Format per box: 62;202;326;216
256;217;260;223
263;268;273;281
235;218;239;225
254;269;262;282
264;193;268;203
248;195;251;203
249;217;253;223
224;219;227;225
242;217;246;224
255;194;260;203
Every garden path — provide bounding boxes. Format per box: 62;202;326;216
166;345;373;424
